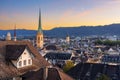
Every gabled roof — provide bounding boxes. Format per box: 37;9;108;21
22;67;74;80
0;41;49;79
6;45;27;60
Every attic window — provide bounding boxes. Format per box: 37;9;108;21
24;60;26;65
28;59;31;64
19;61;22;67
24;53;26;55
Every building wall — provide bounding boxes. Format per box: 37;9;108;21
12;48;33;68
36;33;44;48
66;36;70;44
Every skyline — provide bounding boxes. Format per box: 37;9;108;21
0;0;120;30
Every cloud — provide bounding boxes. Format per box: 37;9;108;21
58;0;120;27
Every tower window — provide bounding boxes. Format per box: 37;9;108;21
41;37;43;40
38;37;40;43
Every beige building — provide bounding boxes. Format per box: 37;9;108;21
66;34;70;44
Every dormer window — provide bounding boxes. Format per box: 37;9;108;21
19;61;22;67
28;59;31;64
6;45;34;68
24;60;26;65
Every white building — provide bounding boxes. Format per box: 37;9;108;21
6;45;34;68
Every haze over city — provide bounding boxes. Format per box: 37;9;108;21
0;0;120;30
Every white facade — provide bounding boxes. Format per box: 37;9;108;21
12;48;33;68
66;36;70;44
107;48;119;55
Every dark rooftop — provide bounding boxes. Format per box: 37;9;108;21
67;63;120;80
6;45;27;60
44;52;71;60
22;67;74;80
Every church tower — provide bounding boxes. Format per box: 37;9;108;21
36;9;44;48
66;33;70;44
13;25;17;41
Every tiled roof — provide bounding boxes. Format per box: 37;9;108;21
6;45;27;60
0;41;49;79
22;67;74;80
44;52;71;60
67;63;120;80
45;44;58;50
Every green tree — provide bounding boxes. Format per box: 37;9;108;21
96;74;110;80
95;40;120;46
63;61;74;72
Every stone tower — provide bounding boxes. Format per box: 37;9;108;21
66;33;70;44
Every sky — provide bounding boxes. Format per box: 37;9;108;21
0;0;120;30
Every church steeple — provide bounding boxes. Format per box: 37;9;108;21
14;24;17;41
36;9;44;48
66;33;70;44
38;9;43;34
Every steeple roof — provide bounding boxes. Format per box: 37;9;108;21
38;9;43;34
14;24;16;37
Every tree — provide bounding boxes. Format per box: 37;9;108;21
96;74;110;80
63;61;74;72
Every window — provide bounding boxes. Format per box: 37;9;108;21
28;59;31;64
24;53;26;55
41;37;42;40
38;37;40;43
19;61;22;67
24;60;26;65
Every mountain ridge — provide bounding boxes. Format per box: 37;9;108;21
0;24;120;38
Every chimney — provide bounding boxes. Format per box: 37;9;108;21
44;67;48;80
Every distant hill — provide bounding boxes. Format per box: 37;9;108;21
0;24;120;38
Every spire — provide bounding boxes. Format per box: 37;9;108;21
14;24;17;41
38;9;43;33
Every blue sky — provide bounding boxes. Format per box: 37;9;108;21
0;0;120;30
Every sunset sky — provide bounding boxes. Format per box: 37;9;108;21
0;0;120;30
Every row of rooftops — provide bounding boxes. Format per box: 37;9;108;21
0;41;74;80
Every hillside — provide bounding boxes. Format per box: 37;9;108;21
0;24;120;38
